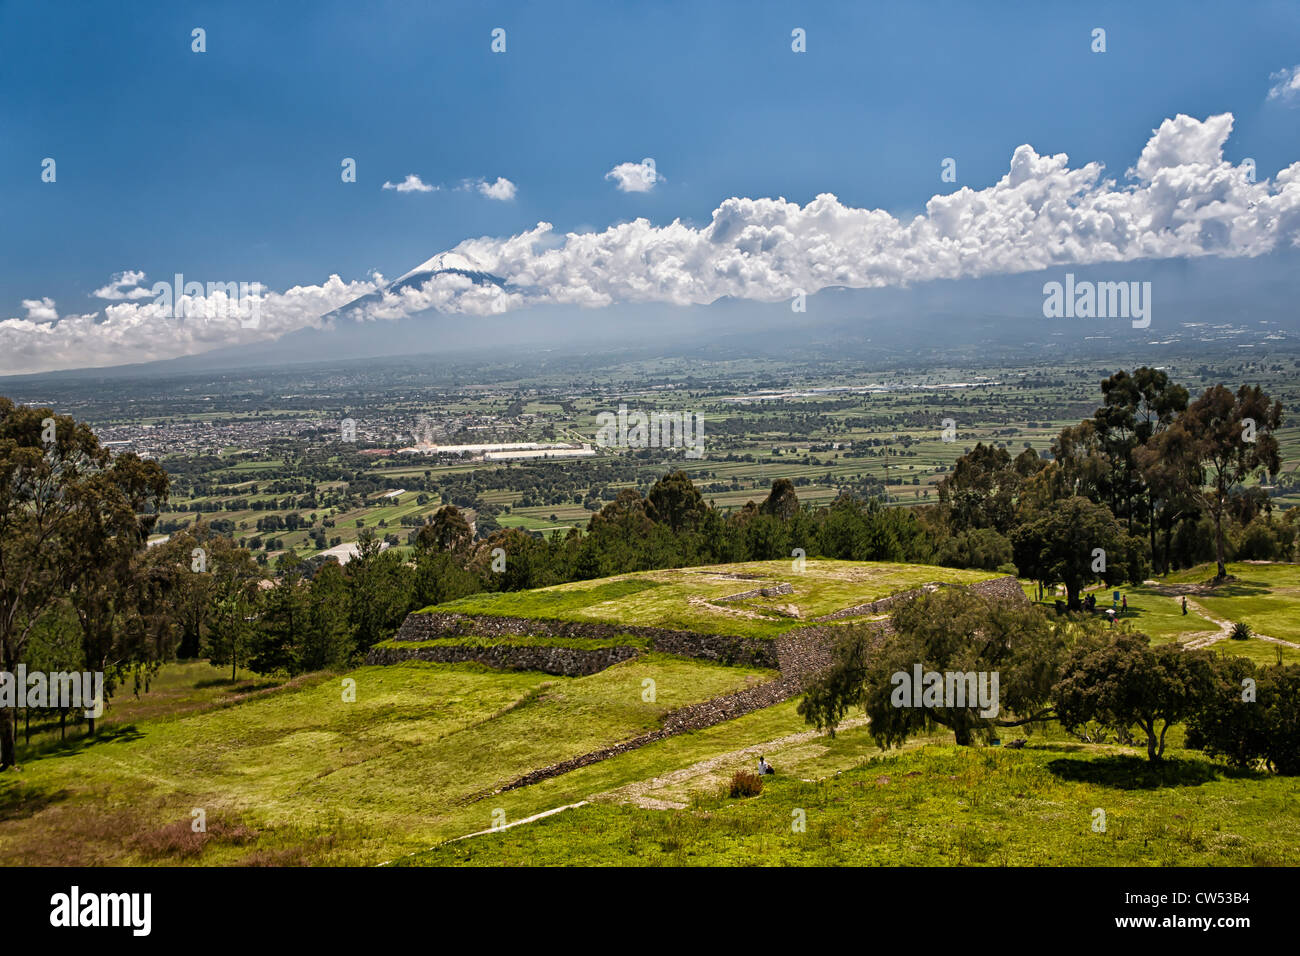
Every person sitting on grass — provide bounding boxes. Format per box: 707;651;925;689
757;755;774;776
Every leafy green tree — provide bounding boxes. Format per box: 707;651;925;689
935;527;1013;572
1171;384;1283;579
63;452;171;733
937;444;1041;534
799;588;1064;746
416;505;472;554
760;478;800;522
1053;633;1215;761
204;545;262;682
646;470;707;533
1093;368;1188;535
1010;496;1131;609
346;529;412;652
0;400;167;767
301;561;354;670
412;549;482;609
1187;657;1300;774
1135;421;1202;574
249;556;309;675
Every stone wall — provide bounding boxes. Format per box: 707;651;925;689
365;642;641;677
496;675;805;793
814;575;1026;621
387;611;780;668
715;582;795;603
970;575;1029;603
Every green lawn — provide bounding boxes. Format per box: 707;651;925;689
1155;563;1300;644
1116;586;1218;643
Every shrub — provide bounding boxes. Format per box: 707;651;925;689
1230;621;1252;641
1188;659;1300;774
729;770;763;798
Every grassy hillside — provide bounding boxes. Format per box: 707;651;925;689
425;559;1002;638
7;559;1299;868
412;742;1300;867
0;655;774;866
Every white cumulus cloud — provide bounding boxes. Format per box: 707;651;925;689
92;270;152;300
1268;64;1300;104
605;159;661;192
476;176;517;200
5;112;1300;375
382;174;437;193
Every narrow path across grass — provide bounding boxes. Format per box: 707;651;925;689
1177;595;1300;651
595;716;872;809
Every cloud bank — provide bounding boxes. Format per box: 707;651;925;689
4;113;1299;374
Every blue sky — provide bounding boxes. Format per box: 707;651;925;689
2;0;1299;372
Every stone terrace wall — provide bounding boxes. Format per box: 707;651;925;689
715;583;795;603
375;576;1023;678
496;675;805;793
366;642;641;677
970;575;1029;603
814;575;1026;621
387;611;780;668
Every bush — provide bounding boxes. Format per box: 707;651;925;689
1187;659;1300;775
1230;621;1252;641
729;770;763;798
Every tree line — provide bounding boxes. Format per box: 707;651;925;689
799;587;1299;773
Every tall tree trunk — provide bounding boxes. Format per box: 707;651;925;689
1214;498;1227;579
0;707;15;769
1149;499;1159;574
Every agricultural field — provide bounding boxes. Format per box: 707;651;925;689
23;351;1298;566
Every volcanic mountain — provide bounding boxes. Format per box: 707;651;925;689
321;251;508;323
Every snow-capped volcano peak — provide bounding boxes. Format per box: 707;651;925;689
397;251;487;282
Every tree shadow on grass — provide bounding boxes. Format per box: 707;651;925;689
1201;581;1270;598
1046;754;1262;790
0;783;72;822
21;723;147;762
193;677;280;692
